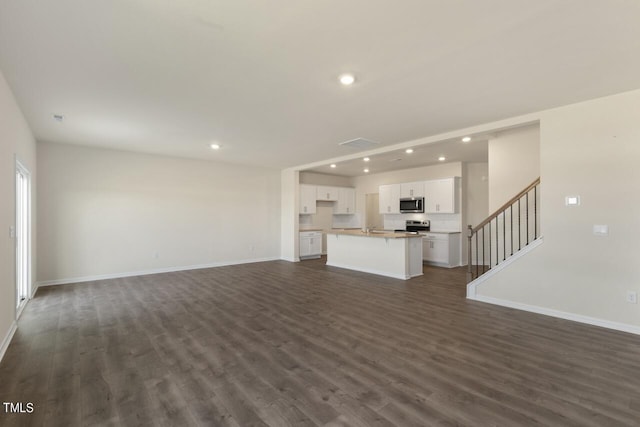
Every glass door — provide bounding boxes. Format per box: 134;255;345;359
16;161;31;314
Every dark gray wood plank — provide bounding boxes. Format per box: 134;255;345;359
1;258;640;426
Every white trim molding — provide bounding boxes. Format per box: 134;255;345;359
35;257;280;288
468;294;640;336
467;237;544;299
0;321;17;363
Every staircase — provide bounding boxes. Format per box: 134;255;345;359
467;178;541;283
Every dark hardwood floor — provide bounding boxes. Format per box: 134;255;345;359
1;258;640;426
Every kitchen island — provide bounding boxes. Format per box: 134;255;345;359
325;230;423;280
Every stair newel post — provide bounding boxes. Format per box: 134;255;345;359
467;225;473;283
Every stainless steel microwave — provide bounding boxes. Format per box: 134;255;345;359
399;197;424;213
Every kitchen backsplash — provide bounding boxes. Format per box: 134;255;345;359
383;213;461;232
299;208;361;230
332;213;361;229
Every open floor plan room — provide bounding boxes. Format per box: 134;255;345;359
2;2;640;426
2;260;639;426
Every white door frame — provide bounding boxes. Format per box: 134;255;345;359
15;158;31;319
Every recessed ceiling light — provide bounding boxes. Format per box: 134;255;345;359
363;168;369;173
330;164;337;168
339;74;355;86
210;143;221;150
363;157;370;162
462;136;471;143
405;148;414;154
53;114;64;122
438;156;446;161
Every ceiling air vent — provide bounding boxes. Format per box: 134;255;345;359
338;138;379;150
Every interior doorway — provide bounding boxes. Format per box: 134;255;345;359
365;193;384;230
15;160;31;316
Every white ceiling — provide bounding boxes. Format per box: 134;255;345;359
307;137;489;177
1;1;639;170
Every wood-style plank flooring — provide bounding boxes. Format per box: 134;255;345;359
1;258;640;426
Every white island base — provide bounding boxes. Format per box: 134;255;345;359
326;231;423;280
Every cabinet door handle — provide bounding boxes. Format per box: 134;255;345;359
387;206;390;212
326;193;329;199
304;206;307;213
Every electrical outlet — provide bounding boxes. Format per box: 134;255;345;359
626;291;637;304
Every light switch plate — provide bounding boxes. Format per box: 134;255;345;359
593;224;609;236
565;195;580;206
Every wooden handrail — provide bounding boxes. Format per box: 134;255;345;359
471;177;540;233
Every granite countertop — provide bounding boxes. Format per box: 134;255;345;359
299;228;323;232
326;229;423;239
426;230;462;234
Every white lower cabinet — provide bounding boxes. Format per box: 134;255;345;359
300;231;322;259
422;233;461;268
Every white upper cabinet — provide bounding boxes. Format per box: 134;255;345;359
299;184;317;214
300;184;356;215
424;178;459;213
334;187;356;214
316;185;339;201
400;181;425;199
379;184;401;214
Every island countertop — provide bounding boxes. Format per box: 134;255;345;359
326;229;423;239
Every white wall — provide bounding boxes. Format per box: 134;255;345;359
488;124;540;210
464;162;489;228
299;171;353;187
280;168;299;262
475;89;640;330
37;142;281;283
0;69;37;355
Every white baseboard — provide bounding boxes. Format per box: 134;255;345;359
35;256;280;288
280;256;300;262
0;321;17;364
468;294;640;336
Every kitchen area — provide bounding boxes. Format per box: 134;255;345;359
298;161;476;279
